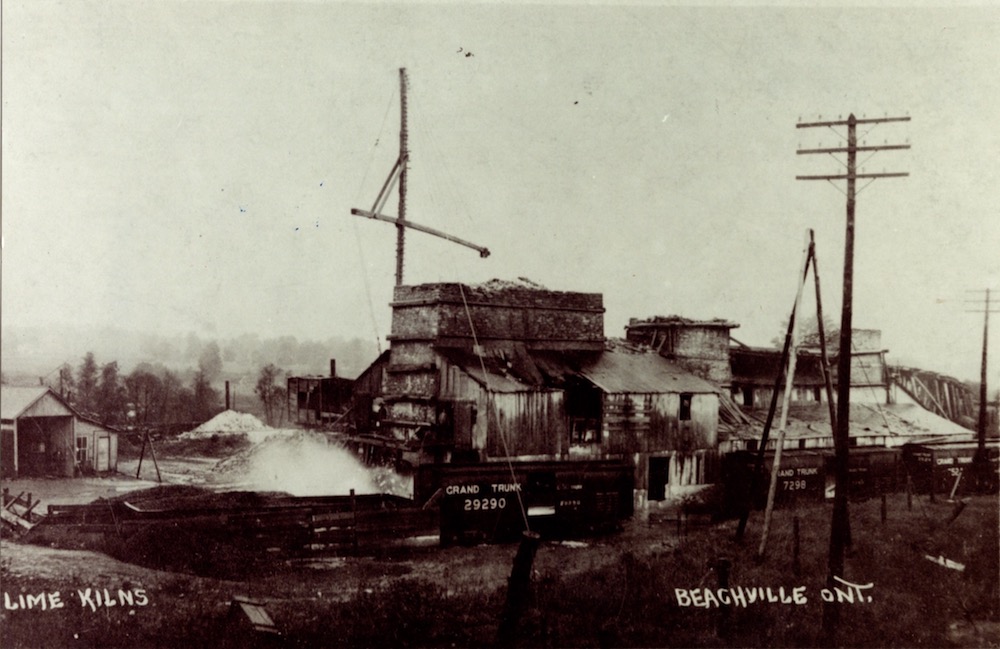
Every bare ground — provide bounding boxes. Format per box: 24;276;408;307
3;449;997;648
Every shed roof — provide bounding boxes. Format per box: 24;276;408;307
439;346;717;396
437;347;551;394
729;402;973;441
1;386;117;431
1;386;63;420
576;349;718;394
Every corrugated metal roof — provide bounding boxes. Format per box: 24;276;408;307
727;402;974;440
577;350;718;394
1;386;55;420
439;347;718;395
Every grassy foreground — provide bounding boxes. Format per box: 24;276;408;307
1;493;997;648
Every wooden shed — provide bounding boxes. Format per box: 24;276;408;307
73;415;119;474
571;348;720;501
1;386;118;478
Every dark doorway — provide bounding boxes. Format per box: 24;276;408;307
648;456;670;501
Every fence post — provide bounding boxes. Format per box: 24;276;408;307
792;516;801;577
498;530;542;648
880;493;887;524
906;476;912;511
350;489;358;553
715;557;732;639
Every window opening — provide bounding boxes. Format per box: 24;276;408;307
76;437;88;464
679;393;693;421
565;377;602;444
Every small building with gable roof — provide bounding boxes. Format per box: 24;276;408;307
1;385;118;478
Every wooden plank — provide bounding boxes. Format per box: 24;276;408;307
4;491;26;511
0;507;34;531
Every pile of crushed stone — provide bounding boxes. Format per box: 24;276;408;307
179;410;275;443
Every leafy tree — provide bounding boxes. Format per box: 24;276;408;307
174;385;195;425
96;361;128;426
76;352;100;415
58;363;75;400
772;315;840;351
125;367;164;429
255;363;286;426
161;370;187;425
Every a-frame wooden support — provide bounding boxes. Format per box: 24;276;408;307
135;430;162;483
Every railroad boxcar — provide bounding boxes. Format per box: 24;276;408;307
415;459;633;545
902;440;999;497
722;450;826;512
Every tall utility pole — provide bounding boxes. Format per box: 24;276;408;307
396;67;409;286
967;288;999;484
796;113;909;640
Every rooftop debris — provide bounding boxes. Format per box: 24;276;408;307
471;277;548;292
628;315;739;328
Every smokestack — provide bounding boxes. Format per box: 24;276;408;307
330;359;337;378
225;381;231;410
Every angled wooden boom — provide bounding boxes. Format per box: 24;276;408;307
350;68;491;285
351;208;491;258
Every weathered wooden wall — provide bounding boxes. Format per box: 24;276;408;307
602;392;717;455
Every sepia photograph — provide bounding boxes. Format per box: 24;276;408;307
1;2;998;647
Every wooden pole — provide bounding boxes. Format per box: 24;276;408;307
395;67;409;286
758;237;811;560
135;432;147;479
975;289;991;488
715;558;732;639
498;531;542;648
796;113;909;643
792;516;801;577
149;433;162;483
810;230;838;432
824;113;858;640
350;488;358;553
736;246;813;541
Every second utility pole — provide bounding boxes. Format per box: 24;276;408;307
796;113;910;641
967;288;999;487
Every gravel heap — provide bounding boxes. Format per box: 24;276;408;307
180;410;269;439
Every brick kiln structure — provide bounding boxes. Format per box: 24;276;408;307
356;280;722;503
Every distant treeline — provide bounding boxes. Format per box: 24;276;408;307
2;325;380;379
2;327;380;432
37;351;225;430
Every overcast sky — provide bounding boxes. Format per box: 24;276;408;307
2;2;998;383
